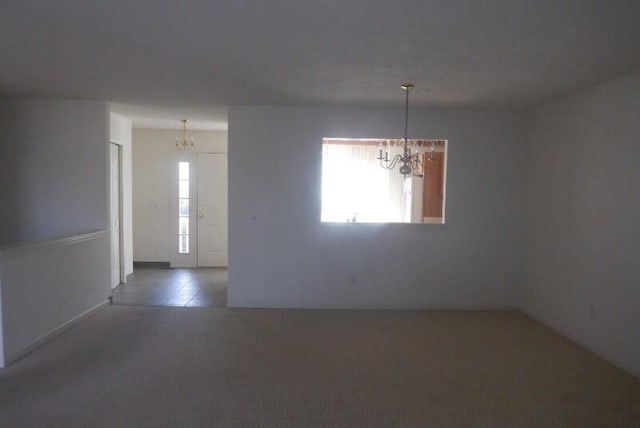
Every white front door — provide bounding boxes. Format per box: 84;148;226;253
109;143;122;288
196;153;228;267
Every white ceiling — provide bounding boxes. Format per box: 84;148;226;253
109;103;228;130
1;0;639;128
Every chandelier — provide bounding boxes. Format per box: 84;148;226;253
377;83;422;177
175;119;195;151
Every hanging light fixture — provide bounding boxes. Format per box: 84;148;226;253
176;119;195;151
377;83;422;177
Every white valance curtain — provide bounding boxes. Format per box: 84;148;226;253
321;144;395;222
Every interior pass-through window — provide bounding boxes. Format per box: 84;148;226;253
321;138;447;224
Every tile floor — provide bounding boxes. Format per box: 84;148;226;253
112;267;227;308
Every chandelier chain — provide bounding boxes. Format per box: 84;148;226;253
404;85;409;145
377;83;422;177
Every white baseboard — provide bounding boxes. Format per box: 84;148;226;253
226;297;518;311
2;300;109;367
520;308;639;379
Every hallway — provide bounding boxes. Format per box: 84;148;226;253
111;267;227;308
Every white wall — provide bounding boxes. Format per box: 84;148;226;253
0;231;110;366
132;129;228;263
0;99;109;244
228;106;527;309
0;98;111;367
524;70;640;377
109;113;134;277
0;271;4;367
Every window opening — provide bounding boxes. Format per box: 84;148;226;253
178;161;190;253
321;138;446;224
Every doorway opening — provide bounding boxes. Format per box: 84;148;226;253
114;136;228;308
109;142;124;289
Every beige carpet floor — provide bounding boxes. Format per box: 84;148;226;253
0;307;638;427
